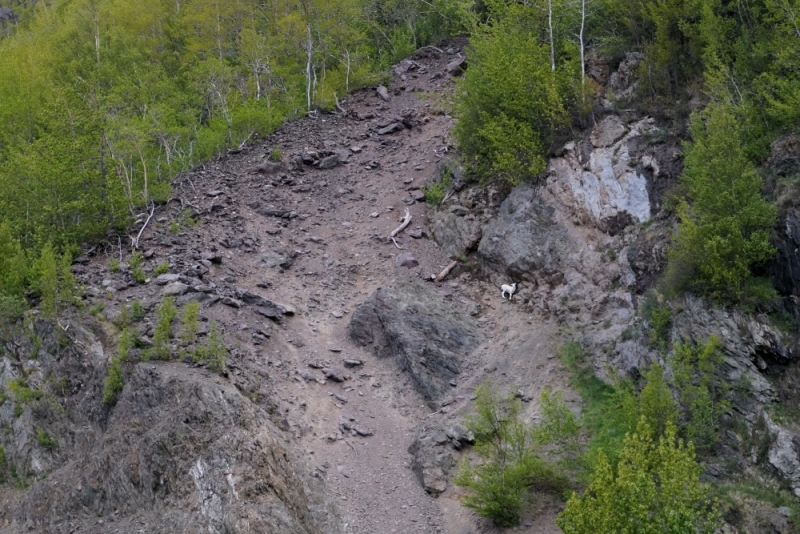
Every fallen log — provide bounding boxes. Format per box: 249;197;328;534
434;260;458;283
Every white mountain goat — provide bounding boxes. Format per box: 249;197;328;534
501;282;517;300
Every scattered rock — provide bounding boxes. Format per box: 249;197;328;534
319;154;340;169
155;273;182;285
446;55;467;76
221;297;244;308
378;123;404;135
354;425;373;437
376;85;391;102
162;282;190;296
322;367;346;382
337;465;351;478
395;253;419;269
343;359;363;368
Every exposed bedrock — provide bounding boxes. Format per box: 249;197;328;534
0;322;340;534
477;183;575;285
348;277;480;403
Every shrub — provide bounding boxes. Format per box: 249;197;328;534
32;243;76;319
671;336;729;452
180;301;200;345
131;300;145;321
8;378;43;404
557;420;721;534
103;328;132;405
452;382;570;526
0;223;29;297
0;445;6;483
129;251;146;284
36;429;56;450
269;148;283;161
422;168;450;205
151;297;177;360
454;19;568;186
153;262;170;276
194;321;227;373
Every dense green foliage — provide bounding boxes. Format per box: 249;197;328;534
0;0;471;294
453;382;575;526
453;1;579;185
667;104;776;302
556;340;728;532
557;420;721;533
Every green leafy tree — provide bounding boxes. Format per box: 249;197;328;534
454;17;569;185
671;336;729;452
667;103;776;301
557;420;721;534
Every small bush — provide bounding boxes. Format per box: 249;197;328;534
671;336;729;452
153;262;170;276
269;148;283;161
103;328;132;405
131;300;145;321
194;321;227;373
151;297;177;360
170;209;200;234
130;251;146;284
453;382;571;526
8;378;43;404
0;445;6;483
557;420;722;534
108;258;120;273
36;429;56;451
180;301;200;345
423;168;451;205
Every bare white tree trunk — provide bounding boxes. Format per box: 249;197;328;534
579;0;586;101
305;24;313;113
548;0;555;71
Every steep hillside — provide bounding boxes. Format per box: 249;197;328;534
1;37;800;534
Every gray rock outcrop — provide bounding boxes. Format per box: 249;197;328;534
763;413;800;497
547;116;657;234
348;277;480;402
477;184;574;283
0;319;341;534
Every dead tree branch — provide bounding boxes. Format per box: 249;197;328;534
130;201;155;250
434;260;458;283
389;207;412;249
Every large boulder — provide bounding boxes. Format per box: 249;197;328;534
348;277;480;402
477;184;574;283
430;211;482;258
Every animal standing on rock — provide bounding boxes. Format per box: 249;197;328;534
501;282;517;300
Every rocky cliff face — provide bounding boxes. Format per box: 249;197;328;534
0;319;340;534
428;99;800;518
